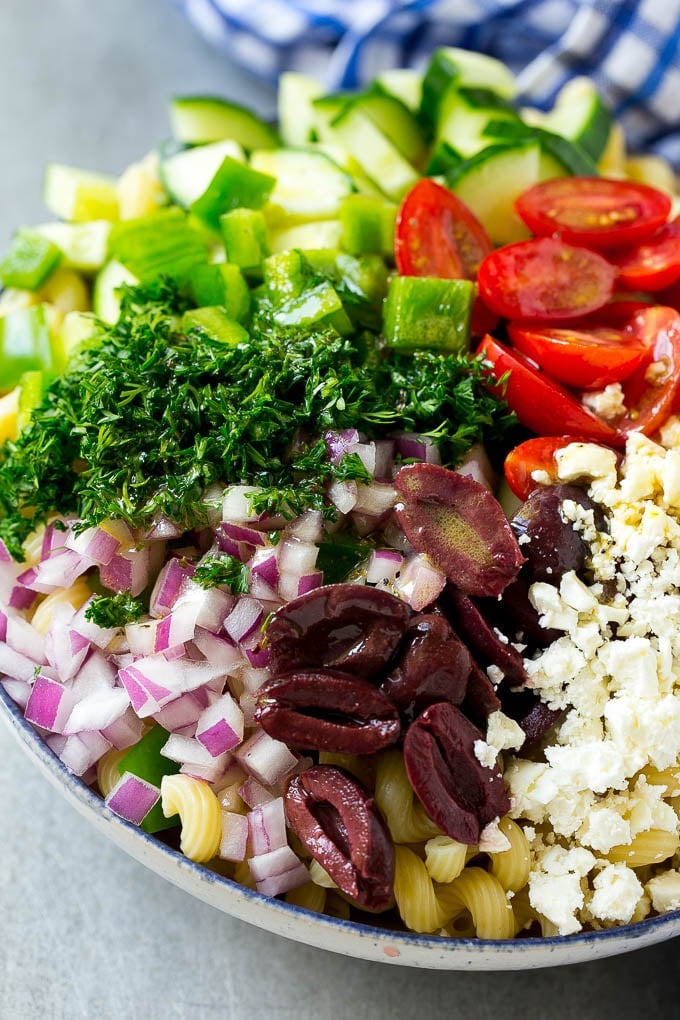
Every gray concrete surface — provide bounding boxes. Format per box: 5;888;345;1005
0;2;679;1017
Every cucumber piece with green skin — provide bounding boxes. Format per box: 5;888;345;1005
373;69;422;111
33;220;111;273
108;207;209;282
482;119;598;176
0;305;55;390
43;163;119;223
436;86;521;156
383;276;473;354
250;148;354;225
278;72;323;146
420;47;517;130
424;140;464;176
343;89;427;166
540;78;613;163
16;371;45;433
446;141;541;245
170;96;280;149
159;140;245;208
92;260;138;324
329;106;419;202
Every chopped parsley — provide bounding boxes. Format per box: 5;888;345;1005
84;592;145;629
194;554;250;593
0;278;515;560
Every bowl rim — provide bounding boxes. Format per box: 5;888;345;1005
2;681;679;970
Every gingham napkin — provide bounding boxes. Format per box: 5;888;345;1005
177;0;680;168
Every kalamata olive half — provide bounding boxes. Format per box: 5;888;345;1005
403;702;510;845
266;583;411;679
442;586;528;687
381;613;471;719
394;463;524;597
510;484;600;585
285;765;395;911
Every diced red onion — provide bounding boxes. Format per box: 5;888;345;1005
149;557;195;618
100;546;150;597
24;673;75;732
239;691;258;728
324;428;361;464
278;541;319;602
1;676;31;709
0;642;47;683
394;432;442;465
179;758;233;784
327;479;357;514
393;552;447;612
243;643;271;668
373;439;395;480
4;608;48;664
101;707;145;749
220;522;267;547
219;811;249;861
66;525;120;565
105;771;160;824
456;442;496;492
63;687;130;735
215;529;255;563
71;598;119;649
248;797;287;856
195;692;244;757
249;845;308;896
285;510;324;544
144;516;184;541
0;538;13;563
160;731;231;770
366;548;404;584
152;690;205;733
119;654;228;716
235;728;298;786
224;597;264;644
48;728;112;775
353;481;396;517
249;547;279;588
238;666;271;695
19;548;94;594
239;776;275;809
382;518;414;554
192;628;244;673
348;440;376;475
222;485;263;523
181;582;234;635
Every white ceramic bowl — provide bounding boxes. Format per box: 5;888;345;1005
2;682;679;970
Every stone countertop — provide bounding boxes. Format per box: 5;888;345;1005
0;3;678;1017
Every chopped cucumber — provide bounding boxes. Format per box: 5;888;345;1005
108;207;209;281
182;307;249;346
0;304;56;389
420;47;517;130
436;86;520;156
44;163;119;223
33;220;111;273
16;371;44;434
446;142;541;244
278;73;323;146
92;260;138;324
373;69;422;111
345;90;427;166
330;107;419;201
159;140;245;207
268;220;343;254
541;77;613;163
483;119;598;176
250;148;353;224
170;96;279;149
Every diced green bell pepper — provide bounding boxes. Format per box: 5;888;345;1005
116;725;180;834
182;307;249;346
219;208;269;274
382;276;474;353
189;262;251;322
191;156;275;231
108;207;209;282
339;194;397;257
0;304;56;391
0;230;63;290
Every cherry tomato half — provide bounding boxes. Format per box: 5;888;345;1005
478;335;625;446
619;306;680;437
609;219;680;292
570;299;654;330
477;237;616;321
394;178;493;279
504;436;595;500
507;323;646;390
515;177;672;250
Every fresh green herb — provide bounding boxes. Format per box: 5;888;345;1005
0;279;514;559
194;554;250;593
84;592;145;628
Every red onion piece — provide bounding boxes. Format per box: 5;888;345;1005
239;776;275;809
48;729;112;775
71;598;119;649
219;812;249;861
4;608;48;665
25;672;77;732
456;443;496;492
394;432;442;465
327;480;358;514
100;546;150;597
1;676;31;709
63;687;130;735
234;728;298;786
224;597;264;644
366;549;404;584
353;481;396;517
149;557;195;618
144;516;184;541
19;548;94;594
0;538;13;563
0;642;43;683
192;628;244;672
248;797;287;856
101;708;145;749
324;429;361;464
249;846;308;896
393;553;447;612
105;771;161;824
220;522;267;547
152;690;205;733
195;693;244;756
66;525;120;565
221;485;265;523
285;510;324;544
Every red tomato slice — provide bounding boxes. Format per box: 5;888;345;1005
394;178;493;279
569;298;655;330
478;335;625;446
515;177;672;250
508;323;646;390
657;278;680;313
619;306;680;436
504;436;595;500
610;219;680;292
477;238;616;321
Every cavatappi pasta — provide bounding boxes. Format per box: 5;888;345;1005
160;774;222;864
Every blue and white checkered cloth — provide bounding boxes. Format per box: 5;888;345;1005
177;0;680;169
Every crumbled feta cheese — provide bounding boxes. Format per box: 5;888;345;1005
582;383;626;422
528;846;595;936
646;871;680;912
474;739;498;770
588;863;643;923
478;818;512;853
486;710;526;752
